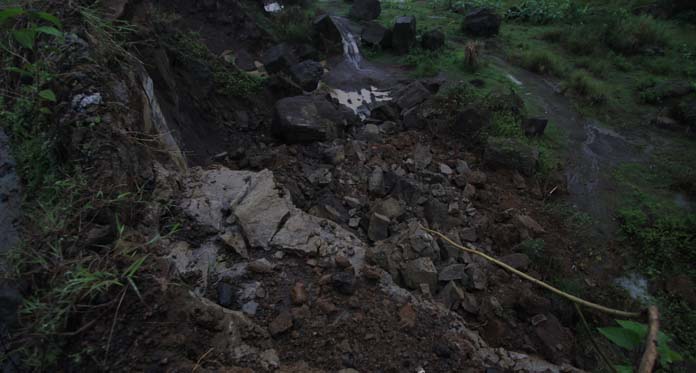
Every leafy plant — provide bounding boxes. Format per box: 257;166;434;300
598;319;683;371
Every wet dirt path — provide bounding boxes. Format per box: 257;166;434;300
489;56;655;237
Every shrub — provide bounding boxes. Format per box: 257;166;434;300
272;5;315;43
561;24;603;55
515;49;566;77
606;14;668;55
564;69;607;104
575;57;610;78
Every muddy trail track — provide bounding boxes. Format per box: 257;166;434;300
2;0;695;372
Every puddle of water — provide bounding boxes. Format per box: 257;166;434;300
330;86;392;119
264;2;283;13
615;273;653;305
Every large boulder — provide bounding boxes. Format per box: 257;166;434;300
272;95;350;143
484;137;539;176
289;60;324;91
421;29;445;50
462;8;501;37
392;16;417;55
262;43;297;74
313;14;343;54
349;0;381;21
361;21;391;49
396;81;431;110
521;117;548;137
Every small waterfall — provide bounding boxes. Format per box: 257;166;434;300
331;16;362;70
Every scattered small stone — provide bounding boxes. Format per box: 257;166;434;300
291;282;308;305
398;303;417;328
368;212;390;241
348;217;360;228
361;123;381;143
269;310;293;336
437;281;465;309
413;144;432;170
438;264;469;282
431;184;446;197
308;168;332;186
368;167;385;196
306;258;318;267
433;340;452;358
291;305;311;321
335;255;352;269
453;175;468;188
362;265;382;281
468;170;487;186
249;258;274;273
439;163;454;175
260;349;280;370
332;271;356;295
273;251;285;260
463;183;476;199
419;283;432;299
220;229;249;258
531;313;548;326
316;298;338;314
456;160;471;175
402;257;438;291
514;214;546;236
217;282;235;308
344;196;362;208
241;301;258;316
513;172;527;189
448;202;460;216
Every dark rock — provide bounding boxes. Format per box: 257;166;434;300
272;95;349;143
289;60;324;91
294;44;320;61
500;253;531;270
349;0;381;21
392;16;417;55
368;166;386;196
517;289;552;315
269;310;294;336
316;298;338;314
360;123;382;142
262;43;297;74
233;49;256;71
433;340;452;358
368;212;390;241
399;303;417;328
514;214;545;236
652;116;680;130
463;8;501;37
313;14;343;53
393;177;422;204
84;224;115;247
421;29;445;50
249;258;275;273
484;137;539;176
402;257;438;291
453;106;490;137
413;144;432;170
439;264;469;282
361;22;391;48
401;105;423;130
265;75;303;99
420;77;446;93
374;197;403;220
332;271;356;295
370;101;399;121
217;282;235;308
291;282;308;305
533;314;574;363
396;81;432;110
521;117;548;137
437;281;465;309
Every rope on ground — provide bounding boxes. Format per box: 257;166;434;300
638;306;660;373
420;225;642;318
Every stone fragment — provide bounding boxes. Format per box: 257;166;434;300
402;257;438;291
291;282;308;305
269;310;293;336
